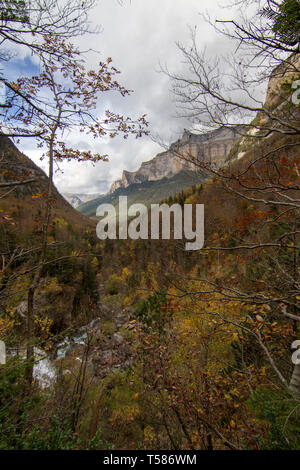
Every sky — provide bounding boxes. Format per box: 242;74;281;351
15;0;242;195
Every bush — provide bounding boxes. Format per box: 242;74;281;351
249;386;300;450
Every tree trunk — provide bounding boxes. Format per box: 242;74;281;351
25;104;60;389
25;287;35;386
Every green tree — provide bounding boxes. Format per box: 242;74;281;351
263;0;300;47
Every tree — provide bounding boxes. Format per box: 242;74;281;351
6;37;147;385
0;2;149;386
262;0;300;47
0;0;98;138
165;0;300;418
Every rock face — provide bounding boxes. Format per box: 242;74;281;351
109;127;240;193
266;53;300;107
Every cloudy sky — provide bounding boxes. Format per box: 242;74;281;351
17;0;241;195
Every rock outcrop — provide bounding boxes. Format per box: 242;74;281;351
109;127;240;193
266;53;300;107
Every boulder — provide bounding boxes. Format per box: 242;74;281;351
112;333;124;346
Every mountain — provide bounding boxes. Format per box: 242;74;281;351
77;126;241;218
63;193;101;209
109;127;240;193
0;135;98;335
77;169;206;218
0;136;94;231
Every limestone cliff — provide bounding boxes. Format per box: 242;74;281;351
109;127;240;193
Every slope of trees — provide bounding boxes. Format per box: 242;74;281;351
0;0;300;451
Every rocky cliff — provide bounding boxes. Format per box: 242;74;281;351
109;127;240;193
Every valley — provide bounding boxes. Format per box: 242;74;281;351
77;127;239;219
0;0;300;454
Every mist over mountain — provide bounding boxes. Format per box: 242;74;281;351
63;193;102;209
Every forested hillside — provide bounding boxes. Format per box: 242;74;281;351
78;170;206;218
0;0;300;454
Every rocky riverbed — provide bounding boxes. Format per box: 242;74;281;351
29;302;136;388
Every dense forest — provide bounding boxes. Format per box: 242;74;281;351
0;0;300;452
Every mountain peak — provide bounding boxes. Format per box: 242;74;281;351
109;127;240;193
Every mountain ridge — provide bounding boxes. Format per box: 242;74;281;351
109;126;241;193
77;169;206;218
63;193;102;209
77;126;241;218
0;136;95;231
